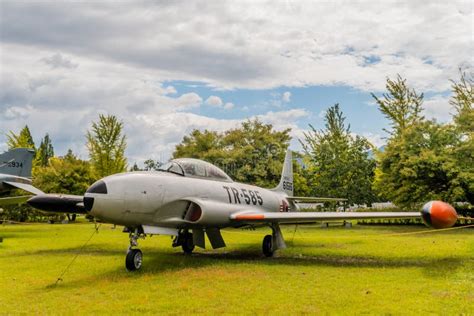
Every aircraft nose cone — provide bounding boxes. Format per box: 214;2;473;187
83;197;95;212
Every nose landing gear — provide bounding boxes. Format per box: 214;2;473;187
126;228;145;271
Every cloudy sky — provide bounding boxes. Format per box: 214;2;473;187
0;1;472;165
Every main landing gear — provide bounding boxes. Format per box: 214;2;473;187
262;223;287;257
172;230;195;254
125;228;144;271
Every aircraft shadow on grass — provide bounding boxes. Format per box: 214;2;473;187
18;243;464;291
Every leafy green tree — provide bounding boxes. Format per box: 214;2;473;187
129;162;141;171
86;114;127;177
373;72;473;208
33;149;96;195
222;120;291;187
450;69;474;132
144;159;162;171
35;133;54;167
6;125;36;151
173;119;292;188
174;130;223;160
450;70;474;203
371;75;424;135
374;121;461;209
301;104;376;205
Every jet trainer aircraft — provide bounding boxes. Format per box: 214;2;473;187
28;150;458;271
0;148;43;206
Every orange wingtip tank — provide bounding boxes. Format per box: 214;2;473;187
421;201;458;229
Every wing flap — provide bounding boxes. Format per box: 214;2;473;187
231;211;420;223
287;196;347;203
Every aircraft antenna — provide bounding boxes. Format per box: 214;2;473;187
53;223;101;286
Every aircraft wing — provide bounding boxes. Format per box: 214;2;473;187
230;211;420;224
287;196;347;203
0;195;32;206
3;181;44;195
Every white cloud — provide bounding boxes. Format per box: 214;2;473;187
0;2;471;163
223;102;234;110
423;94;454;122
205;95;223;107
361;132;386;148
41;53;78;69
174;93;202;110
4;105;35;120
0;2;470;92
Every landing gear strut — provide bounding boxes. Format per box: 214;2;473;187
126;228;144;271
172;230;195;254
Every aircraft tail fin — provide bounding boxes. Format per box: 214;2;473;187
0;148;35;178
271;149;293;197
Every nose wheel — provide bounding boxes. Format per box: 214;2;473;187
126;228;145;271
126;248;143;271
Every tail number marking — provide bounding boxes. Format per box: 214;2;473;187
282;181;293;191
223;186;263;205
3;161;23;168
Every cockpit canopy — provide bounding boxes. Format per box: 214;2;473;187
158;158;232;182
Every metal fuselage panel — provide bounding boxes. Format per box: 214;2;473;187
87;172;287;228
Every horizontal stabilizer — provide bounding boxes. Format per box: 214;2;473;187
0;195;32;206
4;181;44;195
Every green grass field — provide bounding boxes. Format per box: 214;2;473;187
1;222;472;315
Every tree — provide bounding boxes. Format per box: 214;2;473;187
35;134;54;167
301;104;376;206
374;121;461;209
371;75;424;135
450;69;474;203
144;159;162;171
373;72;474;209
86;114;127;177
174;130;222;160
450;69;474;132
129;163;141;171
33;149;96;195
173;119;292;189
7;125;36;151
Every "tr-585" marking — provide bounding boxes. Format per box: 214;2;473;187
222;186;263;205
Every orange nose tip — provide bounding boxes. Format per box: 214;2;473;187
421;201;457;229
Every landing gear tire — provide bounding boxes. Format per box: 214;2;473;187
262;234;274;257
181;232;195;254
126;248;143;271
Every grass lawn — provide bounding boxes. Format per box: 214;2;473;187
0;221;472;314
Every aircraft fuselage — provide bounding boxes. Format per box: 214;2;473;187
86;171;291;229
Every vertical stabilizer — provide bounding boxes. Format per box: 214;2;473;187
0;148;35;178
272;149;293;196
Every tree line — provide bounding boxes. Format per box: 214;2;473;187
1;71;472;221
